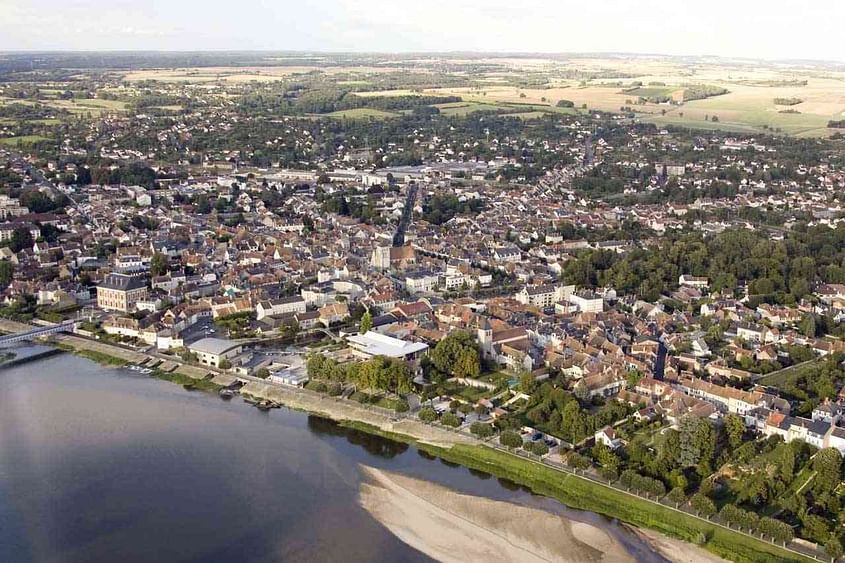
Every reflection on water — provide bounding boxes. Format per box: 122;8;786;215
306;416;410;459
0;354;664;563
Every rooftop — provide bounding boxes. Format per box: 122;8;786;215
346;331;428;358
188;337;242;356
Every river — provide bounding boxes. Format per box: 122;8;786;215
0;352;665;562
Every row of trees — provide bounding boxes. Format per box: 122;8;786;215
306;354;413;395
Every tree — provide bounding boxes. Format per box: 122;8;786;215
455;348;481;379
440;412;461;428
470;422;494;438
9;226;33;253
150;252;169;277
530;441;549;456
430;331;480;378
690;493;716;517
825;538;843;561
800;314;817;338
518;371;537;394
812;448;842;497
591;443;620;471
724;413;745;452
500;430;523;449
759;516;793;545
418;407;437;423
667;487;686;507
219;359;232;370
802;514;831;544
567;452;591;470
0;261;13;289
255;368;270;379
359;310;373;334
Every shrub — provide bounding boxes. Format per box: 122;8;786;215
599;466;618;482
531;441;550;456
470;422;494;438
667;487;686;506
690;493;716;517
441;412;461;427
500;430;523;449
327;382;342;396
566;452;591;470
394;400;410;413
418;407;438;423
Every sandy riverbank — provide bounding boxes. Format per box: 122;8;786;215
358;466;728;563
632;527;728;563
359;466;637;562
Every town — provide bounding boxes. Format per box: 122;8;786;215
2;51;845;562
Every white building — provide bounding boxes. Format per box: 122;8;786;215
346;331;428;361
188;338;243;368
515;284;575;308
404;271;440;295
256;296;307;320
567;291;603;313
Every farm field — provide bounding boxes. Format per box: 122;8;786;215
122;66;396;83
319;108;401;119
0;135;52;146
418;57;845;137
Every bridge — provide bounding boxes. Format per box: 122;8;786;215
0;320;78;346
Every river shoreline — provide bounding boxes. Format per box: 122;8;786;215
17;331;814;563
359;466;729;563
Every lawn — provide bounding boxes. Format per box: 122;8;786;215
441;381;493;402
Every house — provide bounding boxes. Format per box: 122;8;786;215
515;284;574;308
188;338;243;368
595;426;622;450
97;273;148;312
736;322;770;343
678;275;709;289
318;302;349;326
676;376;786;416
256;296;307;320
567;291;603;313
404;270;440;294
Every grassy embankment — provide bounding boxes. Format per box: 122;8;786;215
338;420;812;563
152;369;222;392
54;343;221;392
55;343;129;367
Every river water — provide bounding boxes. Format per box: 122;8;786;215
0;352;663;562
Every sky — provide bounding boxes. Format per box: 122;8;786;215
1;0;843;62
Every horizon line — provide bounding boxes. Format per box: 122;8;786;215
0;49;843;66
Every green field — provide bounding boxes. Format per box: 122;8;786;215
0;135;52;146
623;86;677;98
434;101;513;116
319;108;400;119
